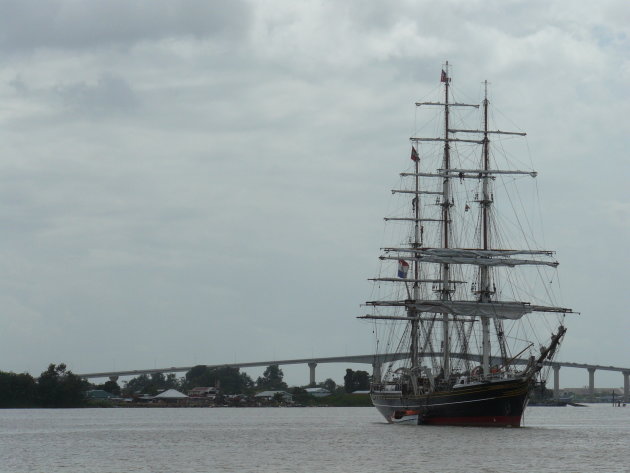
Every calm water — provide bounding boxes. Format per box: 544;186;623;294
1;404;629;473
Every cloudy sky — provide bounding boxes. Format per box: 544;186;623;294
0;0;628;388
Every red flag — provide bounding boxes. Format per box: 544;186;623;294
441;69;448;82
410;146;419;162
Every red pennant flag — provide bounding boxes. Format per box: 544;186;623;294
441;69;448;83
411;146;419;162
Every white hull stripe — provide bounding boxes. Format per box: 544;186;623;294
373;395;502;409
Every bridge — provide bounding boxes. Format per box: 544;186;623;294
77;353;630;402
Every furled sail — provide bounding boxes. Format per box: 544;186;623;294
382;248;554;258
378;254;558;268
366;300;572;319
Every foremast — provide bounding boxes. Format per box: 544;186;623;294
409;135;421;375
440;62;453;378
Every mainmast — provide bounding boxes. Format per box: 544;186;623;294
478;81;516;375
440;62;452;378
406;63;480;379
480;80;492;376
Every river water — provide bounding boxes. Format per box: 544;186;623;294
1;404;629;472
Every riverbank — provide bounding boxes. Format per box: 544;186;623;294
88;392;373;408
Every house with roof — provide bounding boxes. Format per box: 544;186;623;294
187;386;218;398
254;390;293;402
153;389;188;404
85;389;116;401
304;387;331;397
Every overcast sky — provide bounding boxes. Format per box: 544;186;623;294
0;0;628;388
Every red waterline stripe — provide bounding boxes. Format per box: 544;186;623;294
424;415;522;426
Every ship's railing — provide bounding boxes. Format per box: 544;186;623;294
371;382;402;392
374;370;521;393
453;370;520;386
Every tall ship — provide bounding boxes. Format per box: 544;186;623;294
362;63;573;427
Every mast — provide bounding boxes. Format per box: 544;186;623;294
410;147;420;373
480;81;491;375
479;82;509;376
441;62;451;378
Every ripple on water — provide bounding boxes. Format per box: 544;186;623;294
0;405;629;473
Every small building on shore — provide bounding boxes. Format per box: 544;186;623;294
304;387;331;397
254;391;293;402
153;389;188;404
85;389;116;401
188;387;218;398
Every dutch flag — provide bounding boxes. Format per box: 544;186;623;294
397;259;409;279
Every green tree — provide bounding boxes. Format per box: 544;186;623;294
149;372;182;390
214;367;254;394
289;386;310;404
95;380;121;396
0;371;37;407
344;369;370;393
122;372;184;396
165;373;183;390
320;378;337;393
256;365;288;391
122;374;154;396
344;369;354;392
184;365;253;394
37;363;88;407
185;365;214;387
272;392;286;404
354;370;370;391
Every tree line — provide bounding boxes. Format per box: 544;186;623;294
0;363;371;408
0;364;87;408
118;364;290;397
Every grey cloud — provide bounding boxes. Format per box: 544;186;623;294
0;1;628;388
55;73;138;116
0;0;250;52
9;74;30;94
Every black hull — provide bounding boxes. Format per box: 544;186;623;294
371;377;530;427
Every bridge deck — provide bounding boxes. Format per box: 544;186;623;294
76;353;630;379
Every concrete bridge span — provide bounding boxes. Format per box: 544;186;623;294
77;353;630;402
